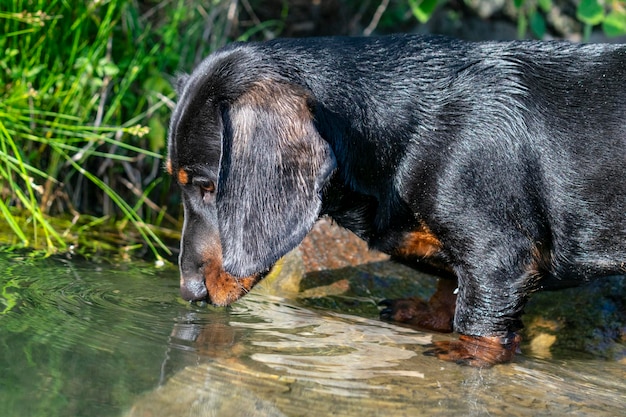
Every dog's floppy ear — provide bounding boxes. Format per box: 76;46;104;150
217;80;336;277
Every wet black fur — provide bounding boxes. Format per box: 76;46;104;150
168;34;625;338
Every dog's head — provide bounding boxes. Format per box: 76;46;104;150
167;49;336;305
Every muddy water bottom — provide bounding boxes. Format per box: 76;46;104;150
1;237;625;416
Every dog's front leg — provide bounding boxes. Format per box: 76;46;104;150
427;262;531;367
381;270;525;366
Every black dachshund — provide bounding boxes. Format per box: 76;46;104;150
167;34;625;366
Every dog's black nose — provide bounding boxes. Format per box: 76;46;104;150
180;275;208;301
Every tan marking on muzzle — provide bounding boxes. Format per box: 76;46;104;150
203;268;262;306
195;244;263;306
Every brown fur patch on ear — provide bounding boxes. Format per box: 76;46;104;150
177;168;189;185
165;159;173;175
238;79;311;110
233;80;314;147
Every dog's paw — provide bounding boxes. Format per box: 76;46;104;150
424;334;521;367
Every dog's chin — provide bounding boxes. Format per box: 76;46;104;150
204;267;267;307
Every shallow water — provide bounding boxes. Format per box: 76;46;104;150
0;251;624;417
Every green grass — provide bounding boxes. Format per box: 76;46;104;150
0;0;237;260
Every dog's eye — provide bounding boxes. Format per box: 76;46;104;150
199;181;216;204
199;181;216;194
192;177;217;200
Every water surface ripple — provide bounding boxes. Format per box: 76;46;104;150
0;254;624;417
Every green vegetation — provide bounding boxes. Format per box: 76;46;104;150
517;0;626;39
1;0;625;260
0;0;234;260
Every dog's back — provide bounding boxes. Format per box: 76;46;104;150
238;35;626;282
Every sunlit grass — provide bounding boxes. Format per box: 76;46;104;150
1;2;162;258
0;0;241;259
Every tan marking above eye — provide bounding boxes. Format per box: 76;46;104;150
177;168;189;185
165;159;173;175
